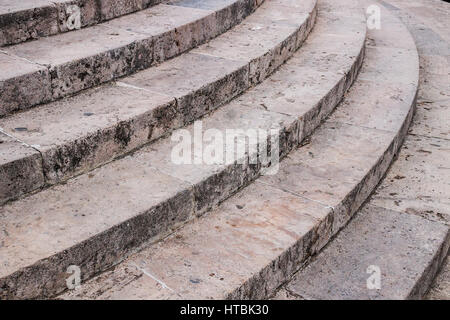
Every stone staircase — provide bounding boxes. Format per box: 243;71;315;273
0;0;448;300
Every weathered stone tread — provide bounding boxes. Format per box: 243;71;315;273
0;0;165;47
285;205;449;300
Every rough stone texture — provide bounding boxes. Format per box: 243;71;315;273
142;102;297;214
371;136;450;225
275;0;449;300
0;132;44;205
0;0;59;46
369;0;450;298
5;25;153;100
0;0;164;46
0;84;176;183
0;159;194;300
0;0;365;299
0;0;314;203
259;122;400;237
271;288;299;300
427;255;450;300
174;0;261;35
0;52;52;117
103;4;215;63
192;0;317;84
0;0;261;115
62;182;332;299
120;52;249;125
61;4;421;297
285;205;450;300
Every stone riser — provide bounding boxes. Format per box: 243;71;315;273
0;0;168;47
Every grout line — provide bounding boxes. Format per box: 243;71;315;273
116;81;155;92
130;262;182;297
0;127;39;151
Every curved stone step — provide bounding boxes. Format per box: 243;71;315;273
280;0;450;301
281;203;449;300
60;0;421;300
0;0;316;204
0;0;262;117
0;0;190;47
0;0;366;299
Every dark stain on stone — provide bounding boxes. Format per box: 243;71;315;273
78;71;90;82
114;121;133;146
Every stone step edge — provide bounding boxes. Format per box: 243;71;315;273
0;6;364;299
0;1;171;47
280;203;449;300
0;0;317;205
0;0;263;117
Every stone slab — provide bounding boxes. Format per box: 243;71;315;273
0;132;44;205
285;205;450;300
0;52;52;116
0;0;261;114
5;25;152;100
103;4;215;63
0;0;164;46
259;122;396;235
426;255;450;300
0;157;193;299
371;135;450;225
62;182;331;299
0;84;176;183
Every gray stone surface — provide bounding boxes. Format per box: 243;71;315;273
0;52;52;117
62;182;332;299
0;0;315;195
103;4;215;63
121;52;249;124
0;132;44;205
61;2;420;298
0;159;193;300
275;0;450;300
0;84;176;183
0;0;165;46
6;25;153;100
0;0;59;46
426;255;450;300
370;0;450;298
0;0;261;115
285;205;450;300
0;0;366;299
192;0;317;84
371;135;450;225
